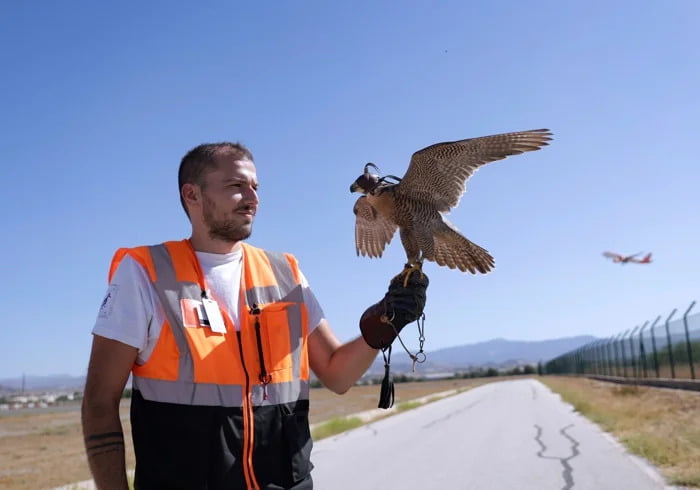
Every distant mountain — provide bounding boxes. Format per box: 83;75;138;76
0;374;86;392
364;335;598;376
3;336;598;390
426;335;597;365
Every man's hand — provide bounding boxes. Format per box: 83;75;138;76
359;271;429;349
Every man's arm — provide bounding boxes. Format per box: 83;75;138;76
307;271;428;394
308;320;378;394
81;335;138;490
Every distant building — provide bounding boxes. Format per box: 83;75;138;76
2;391;77;410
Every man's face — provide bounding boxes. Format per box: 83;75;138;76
200;157;259;243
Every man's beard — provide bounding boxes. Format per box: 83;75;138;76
203;196;253;243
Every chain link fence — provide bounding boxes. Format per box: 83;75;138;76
546;301;700;382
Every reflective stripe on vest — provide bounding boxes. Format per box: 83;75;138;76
113;240;309;407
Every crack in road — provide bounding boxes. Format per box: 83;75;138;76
363;424;379;436
421;400;482;429
534;424;581;490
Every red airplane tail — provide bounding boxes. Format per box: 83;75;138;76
638;253;653;263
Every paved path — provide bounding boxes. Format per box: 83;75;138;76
310;379;676;490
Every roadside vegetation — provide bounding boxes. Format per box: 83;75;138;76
541;376;700;488
311;416;365;440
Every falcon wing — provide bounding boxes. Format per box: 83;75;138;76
353;196;398;258
397;129;552;212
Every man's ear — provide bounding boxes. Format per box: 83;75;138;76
182;183;201;209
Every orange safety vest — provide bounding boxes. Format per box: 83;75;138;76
109;240;313;490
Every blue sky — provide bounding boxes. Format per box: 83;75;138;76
1;1;698;378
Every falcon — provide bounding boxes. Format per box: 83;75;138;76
350;128;553;279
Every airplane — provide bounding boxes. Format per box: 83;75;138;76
602;251;653;264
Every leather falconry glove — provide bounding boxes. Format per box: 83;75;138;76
359;270;429;409
360;271;429;350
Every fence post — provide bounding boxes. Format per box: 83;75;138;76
682;301;697;380
628;325;640;378
620;329;631;378
638;321;650;378
606;336;615;376
596;340;605;375
613;333;622;377
598;339;610;375
569;349;576;375
594;341;604;375
665;308;678;379
579;346;586;374
586;344;594;375
650;315;661;378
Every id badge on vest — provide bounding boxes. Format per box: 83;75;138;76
201;298;227;333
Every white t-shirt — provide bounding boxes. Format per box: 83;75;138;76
93;243;325;366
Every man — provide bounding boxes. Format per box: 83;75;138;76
81;142;427;489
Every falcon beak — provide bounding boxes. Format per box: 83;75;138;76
350;182;360;193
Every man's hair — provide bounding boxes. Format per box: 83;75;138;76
178;142;254;217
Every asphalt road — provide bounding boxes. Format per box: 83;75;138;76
310;379;675;490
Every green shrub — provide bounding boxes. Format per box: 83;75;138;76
311;417;364;441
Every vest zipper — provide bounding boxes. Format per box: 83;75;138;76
236;330;261;490
250;303;272;400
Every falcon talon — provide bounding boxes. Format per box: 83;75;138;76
399;263;422;287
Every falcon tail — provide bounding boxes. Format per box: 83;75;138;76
431;222;495;274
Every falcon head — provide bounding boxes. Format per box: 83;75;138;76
350;163;381;194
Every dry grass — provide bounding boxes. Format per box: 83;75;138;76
0;378;486;489
541;376;700;488
0;400;135;490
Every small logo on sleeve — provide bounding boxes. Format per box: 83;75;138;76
98;284;119;318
